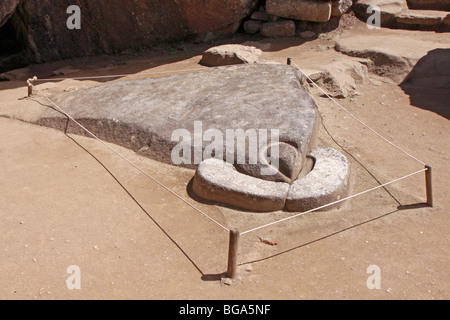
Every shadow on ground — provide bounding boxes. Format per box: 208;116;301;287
400;48;450;120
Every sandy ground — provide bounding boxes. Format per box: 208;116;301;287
0;20;449;300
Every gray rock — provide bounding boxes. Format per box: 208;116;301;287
192;158;290;212
260;20;296;37
199;44;262;67
40;64;319;177
266;0;332;23
285;147;350;212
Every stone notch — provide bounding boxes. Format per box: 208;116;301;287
193;158;291;212
285;147;350;212
192;147;350;213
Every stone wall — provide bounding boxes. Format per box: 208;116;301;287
244;0;353;37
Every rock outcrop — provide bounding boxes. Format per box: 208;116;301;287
0;0;20;27
2;0;259;63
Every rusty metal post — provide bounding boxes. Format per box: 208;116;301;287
227;229;240;279
287;57;292;65
425;165;433;207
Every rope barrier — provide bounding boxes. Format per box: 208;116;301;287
31;85;231;233
291;59;427;167
27;60;431;242
240;168;427;236
33;67;209;82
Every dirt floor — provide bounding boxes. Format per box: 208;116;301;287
0;19;448;300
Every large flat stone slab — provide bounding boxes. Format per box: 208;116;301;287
37;64;319;181
335;30;450;82
354;0;450;30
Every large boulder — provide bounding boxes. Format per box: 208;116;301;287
178;0;259;35
33;64;320;180
266;0;332;23
0;0;21;27
199;44;263;67
5;0;259;63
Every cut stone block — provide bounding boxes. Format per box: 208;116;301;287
285;147;350;212
192;158;290;212
266;0;332;23
244;20;263;34
260;20;297;37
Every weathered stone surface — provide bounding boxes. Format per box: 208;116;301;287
354;0;449;30
331;0;353;17
199;45;262;67
193;146;350;212
0;0;20;27
266;0;332;23
306;59;370;98
335;31;450;83
285;147;350;212
251;11;270;21
300;30;316;38
396;11;446;25
260;20;296;37
244;20;263;34
179;0;259;34
192;159;290;212
407;0;450;11
4;0;259;63
38;64;319;178
444;13;450;26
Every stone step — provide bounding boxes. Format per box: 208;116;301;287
406;0;450;11
354;0;450;30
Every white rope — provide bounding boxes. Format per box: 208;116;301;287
34;67;209;82
32;85;230;233
240;168;427;235
291;60;427;166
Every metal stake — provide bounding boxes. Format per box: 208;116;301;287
227;229;240;279
425;164;433;207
